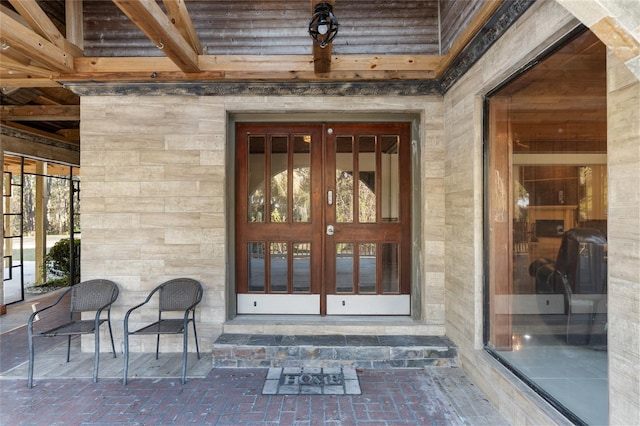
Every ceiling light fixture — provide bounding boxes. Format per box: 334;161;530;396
308;2;339;48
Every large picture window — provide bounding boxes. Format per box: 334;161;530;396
485;30;607;425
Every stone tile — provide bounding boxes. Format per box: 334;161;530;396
345;335;381;346
266;368;282;380
292;335;347;346
299;347;335;360
214;333;251;344
344;379;362;395
377;335;420;346
323;386;345;395
248;334;284;346
262;379;279;395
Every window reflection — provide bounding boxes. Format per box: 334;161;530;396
486;30;607;425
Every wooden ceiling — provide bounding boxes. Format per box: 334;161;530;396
0;0;605;153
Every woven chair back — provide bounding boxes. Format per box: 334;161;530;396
158;278;203;312
70;279;119;312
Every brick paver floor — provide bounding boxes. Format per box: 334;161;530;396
1;292;508;425
1;367;508;425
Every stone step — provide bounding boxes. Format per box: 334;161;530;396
212;334;457;369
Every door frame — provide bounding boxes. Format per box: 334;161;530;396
227;113;422;319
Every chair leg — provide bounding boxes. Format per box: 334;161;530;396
27;334;35;388
181;329;188;385
107;315;117;358
155;334;160;360
93;326;100;383
191;315;200;359
66;335;72;362
123;332;130;385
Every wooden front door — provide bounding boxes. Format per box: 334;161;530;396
236;123;411;315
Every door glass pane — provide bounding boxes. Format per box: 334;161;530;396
248;136;265;222
336;136;353;223
336;242;354;293
293;135;311;223
270;242;288;292
381;243;399;293
293;242;311;292
381;135;400;222
248;242;265;292
359;243;376;293
358;136;376;223
270;136;288;223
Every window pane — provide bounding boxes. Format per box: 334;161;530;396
336;242;354;293
293;242;310;292
336;136;353;223
358;136;376;223
248;136;265;222
381;243;399;293
270;242;288;292
486;31;607;425
270;136;288;223
293;135;311;223
248;242;265;292
358;243;376;293
381;135;399;222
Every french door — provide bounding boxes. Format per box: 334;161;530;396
236;123;411;315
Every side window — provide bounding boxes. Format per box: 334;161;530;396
485;30;607;425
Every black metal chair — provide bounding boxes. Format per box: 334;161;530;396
27;279;119;388
123;278;203;385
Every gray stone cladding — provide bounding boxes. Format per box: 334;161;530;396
212;334;457;369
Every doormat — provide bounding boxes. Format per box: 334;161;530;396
262;367;361;395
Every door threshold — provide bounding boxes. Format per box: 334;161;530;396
223;315;445;336
229;314;416;324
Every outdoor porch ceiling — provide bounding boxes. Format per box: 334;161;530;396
0;0;530;145
1;0;501;85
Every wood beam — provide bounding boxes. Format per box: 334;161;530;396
435;0;503;77
0;10;75;73
311;0;335;75
112;0;200;73
66;0;84;49
56;128;80;142
2;121;78;146
68;54;439;82
162;0;202;54
0;78;61;88
0;105;80;121
7;0;83;57
0;53;56;78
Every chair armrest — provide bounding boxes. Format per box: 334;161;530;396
180;291;203;321
27;287;73;332
123;287;163;332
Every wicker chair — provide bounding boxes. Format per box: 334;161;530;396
27;279;119;388
123;278;203;385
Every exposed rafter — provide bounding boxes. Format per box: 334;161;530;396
112;0;200;73
161;0;202;55
0;9;75;74
7;0;83;57
0;105;80;121
0;53;56;78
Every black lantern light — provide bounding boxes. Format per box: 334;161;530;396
308;2;339;48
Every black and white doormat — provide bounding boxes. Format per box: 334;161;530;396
262;367;361;395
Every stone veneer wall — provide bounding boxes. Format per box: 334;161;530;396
606;49;640;426
442;0;640;424
80;96;445;352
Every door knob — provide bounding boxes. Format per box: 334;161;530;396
326;225;334;236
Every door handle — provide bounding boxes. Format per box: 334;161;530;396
327;190;333;206
326;225;334;236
